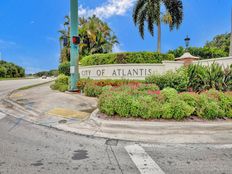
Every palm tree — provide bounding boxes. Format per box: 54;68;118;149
133;0;183;53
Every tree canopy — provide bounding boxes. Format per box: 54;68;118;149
132;0;183;52
168;33;231;59
205;33;230;54
59;15;119;63
0;60;25;78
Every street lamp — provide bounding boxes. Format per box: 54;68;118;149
70;0;79;91
184;35;190;50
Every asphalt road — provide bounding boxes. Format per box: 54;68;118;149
0;79;232;174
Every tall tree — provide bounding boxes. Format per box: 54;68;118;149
205;33;231;55
133;0;183;53
58;15;118;63
79;15;118;58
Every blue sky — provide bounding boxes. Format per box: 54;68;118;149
0;0;231;73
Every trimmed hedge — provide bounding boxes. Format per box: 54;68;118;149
80;52;175;66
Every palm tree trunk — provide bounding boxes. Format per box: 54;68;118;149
157;19;161;53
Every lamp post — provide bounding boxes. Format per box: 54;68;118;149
184;35;190;51
70;0;79;91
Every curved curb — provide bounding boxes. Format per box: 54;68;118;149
3;85;232;144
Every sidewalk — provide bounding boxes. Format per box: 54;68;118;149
3;83;232;144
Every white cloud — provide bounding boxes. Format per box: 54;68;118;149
112;44;124;53
79;0;135;19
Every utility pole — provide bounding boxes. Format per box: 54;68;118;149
70;0;79;91
230;8;232;56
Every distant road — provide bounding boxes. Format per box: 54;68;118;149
0;78;52;98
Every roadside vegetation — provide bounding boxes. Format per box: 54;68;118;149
51;63;232;120
0;60;25;79
33;70;58;77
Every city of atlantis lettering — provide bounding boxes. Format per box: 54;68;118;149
81;68;153;77
112;68;152;76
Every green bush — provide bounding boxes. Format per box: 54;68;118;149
50;74;69;92
98;92;115;116
80;52;175;66
196;94;225;120
137;84;159;91
98;85;232;120
145;68;189;92
162;99;194;120
179;92;198;108
160;88;178;101
84;82;103;97
58;62;70;76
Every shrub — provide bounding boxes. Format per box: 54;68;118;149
50;74;69;92
98;86;232;120
196;94;225;120
137;84;159;91
80;52;175;66
77;79;92;91
84;82;103;97
114;92;133;117
179;92;198;108
58;62;70;76
161;88;178;101
98;92;115;116
162;99;195;120
218;92;232;118
145;68;189;92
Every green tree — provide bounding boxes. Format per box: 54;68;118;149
205;33;230;55
58;15;119;62
0;66;7;78
59;16;70;63
132;0;183;53
168;46;227;59
79;15;118;58
0;60;25;78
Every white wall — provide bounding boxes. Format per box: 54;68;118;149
79;57;232;80
193;56;232;68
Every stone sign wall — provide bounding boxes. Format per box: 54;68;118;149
79;57;232;80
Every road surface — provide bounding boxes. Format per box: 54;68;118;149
0;79;232;174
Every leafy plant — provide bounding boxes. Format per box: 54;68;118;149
188;63;232;92
145;68;189;92
58;62;70;76
50;74;69;92
162;99;194;120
